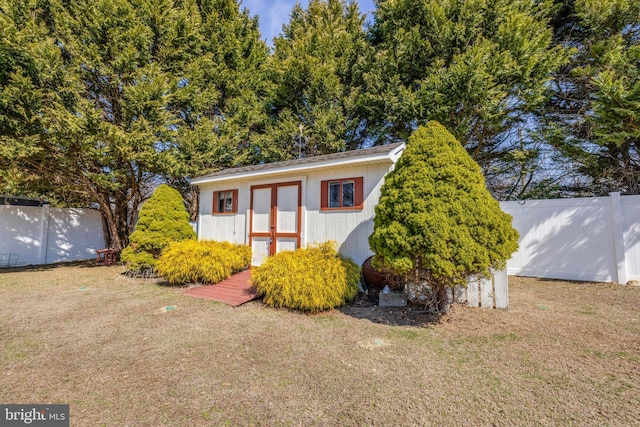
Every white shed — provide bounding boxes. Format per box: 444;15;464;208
191;142;405;266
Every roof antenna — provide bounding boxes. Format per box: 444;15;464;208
298;124;304;159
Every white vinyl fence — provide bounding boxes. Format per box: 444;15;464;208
0;205;105;267
501;192;640;284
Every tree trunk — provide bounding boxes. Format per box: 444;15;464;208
100;213;111;250
436;284;452;314
101;208;123;250
95;193;125;251
115;195;129;248
189;186;200;222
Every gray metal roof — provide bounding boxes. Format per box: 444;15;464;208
0;195;49;206
191;142;405;184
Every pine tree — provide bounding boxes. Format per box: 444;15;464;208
362;0;565;198
0;0;269;248
544;0;640;195
0;0;83;205
369;121;519;312
120;184;196;271
262;0;370;160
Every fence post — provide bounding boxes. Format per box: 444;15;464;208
467;277;479;307
493;269;509;310
610;192;627;284
39;205;51;265
453;285;466;303
480;276;493;308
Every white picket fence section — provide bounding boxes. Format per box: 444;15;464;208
0;205;105;267
500;192;640;284
453;269;509;309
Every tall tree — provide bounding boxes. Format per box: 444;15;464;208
0;0;269;249
363;0;566;198
261;0;370;160
161;0;271;216
166;0;271;176
0;0;84;206
545;0;640;195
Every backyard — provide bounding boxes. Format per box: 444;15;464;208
1;263;638;426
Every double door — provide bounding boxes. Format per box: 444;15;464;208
249;181;301;266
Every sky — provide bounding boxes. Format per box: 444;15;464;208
241;0;376;46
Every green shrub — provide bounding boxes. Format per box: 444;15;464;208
121;184;196;271
251;242;360;312
369;121;519;312
119;248;156;272
156;240;251;285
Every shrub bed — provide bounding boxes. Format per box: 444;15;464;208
156;240;251;285
251;242;360;312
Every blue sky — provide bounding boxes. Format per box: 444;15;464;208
241;0;376;46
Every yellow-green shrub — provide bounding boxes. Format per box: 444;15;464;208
251;242;360;312
121;184;196;272
156;240;251;285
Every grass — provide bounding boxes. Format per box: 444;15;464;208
0;263;639;426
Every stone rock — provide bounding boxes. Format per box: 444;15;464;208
379;292;407;307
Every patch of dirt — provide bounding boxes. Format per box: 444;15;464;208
341;296;441;326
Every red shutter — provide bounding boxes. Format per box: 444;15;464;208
354;177;364;209
320;180;329;210
212;191;219;214
232;189;238;213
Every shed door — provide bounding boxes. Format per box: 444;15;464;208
250;181;301;266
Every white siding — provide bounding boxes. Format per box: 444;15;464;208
198;184;249;244
305;163;392;266
197;162;394;266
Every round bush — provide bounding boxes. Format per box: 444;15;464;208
369;121;519;312
121;184;196;271
156;240;251;285
251;242;360;312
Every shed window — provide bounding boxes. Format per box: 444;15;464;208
213;189;238;214
321;177;363;210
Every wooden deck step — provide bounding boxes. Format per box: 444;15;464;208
183;270;257;307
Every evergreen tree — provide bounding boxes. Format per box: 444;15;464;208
363;0;565;198
262;0;370;160
120;184;196;271
0;0;91;206
0;0;269;249
545;0;640;195
369;121;519;312
161;0;271;213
